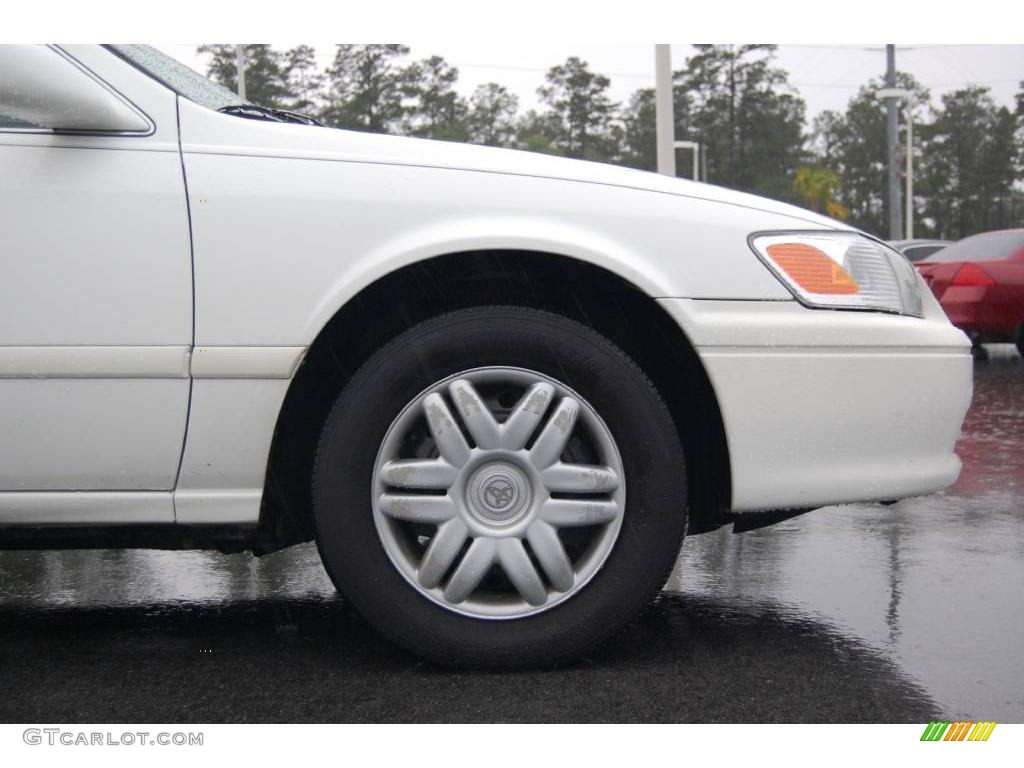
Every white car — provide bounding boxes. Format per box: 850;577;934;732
0;44;973;665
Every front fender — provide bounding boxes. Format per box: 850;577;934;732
179;100;813;348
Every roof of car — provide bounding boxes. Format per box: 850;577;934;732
888;239;952;248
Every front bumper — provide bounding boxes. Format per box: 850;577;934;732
660;298;974;511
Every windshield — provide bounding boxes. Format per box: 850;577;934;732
924;230;1024;263
107;44;249;111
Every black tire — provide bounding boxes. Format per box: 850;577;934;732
312;306;688;667
968;332;989;360
1014;321;1024;358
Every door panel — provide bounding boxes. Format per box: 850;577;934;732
0;379;188;490
0;46;191;492
0;144;191;344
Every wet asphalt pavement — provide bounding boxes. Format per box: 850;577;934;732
0;347;1021;723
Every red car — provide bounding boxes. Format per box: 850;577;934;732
916;229;1024;356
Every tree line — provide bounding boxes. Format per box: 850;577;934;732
199;44;1024;240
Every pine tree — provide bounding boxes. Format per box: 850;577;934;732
404;55;467;141
466;83;519;147
281;45;323;114
197;44;290;109
676;45;806;201
538;57;618;161
320;44;411;133
811;73;929;236
620;89;656;171
516;110;565;156
620;85;694;172
920;87;1022;237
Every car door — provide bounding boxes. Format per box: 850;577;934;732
0;45;191;511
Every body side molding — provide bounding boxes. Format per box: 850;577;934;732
0;491;174;525
190;346;306;379
0;346;190;378
0;346;306;379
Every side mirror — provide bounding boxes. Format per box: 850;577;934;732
0;45;150;133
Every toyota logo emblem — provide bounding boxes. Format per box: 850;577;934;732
483;477;515;510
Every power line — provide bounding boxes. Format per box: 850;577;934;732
455;62;652;79
456;61;1019;90
792;78;1022;88
775;44;996;52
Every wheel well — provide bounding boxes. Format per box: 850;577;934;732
254;250;732;553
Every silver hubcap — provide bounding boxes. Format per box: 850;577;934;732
371;366;626;619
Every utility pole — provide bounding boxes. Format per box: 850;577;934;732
654;45;675;177
905;103;914;239
884;44;903;240
877;86;915;239
235;44;247;101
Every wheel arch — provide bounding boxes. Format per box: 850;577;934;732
254;249;733;553
291;218;679;346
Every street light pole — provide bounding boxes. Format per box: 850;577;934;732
878;86;915;240
235;44;247;100
884;44;903;240
654;44;675;177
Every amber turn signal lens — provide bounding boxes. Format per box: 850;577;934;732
750;231;921;316
765;242;860;295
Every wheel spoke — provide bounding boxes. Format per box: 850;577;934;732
379;459;457;490
501;382;555;449
417;519;468;589
422;393;471;467
540;498;619;527
443;537;497;603
497;538;547;606
541;463;618;493
529;396;579;469
448;379;501;449
379;493;457;524
526;521;574;592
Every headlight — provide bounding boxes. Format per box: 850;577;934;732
749;231;923;317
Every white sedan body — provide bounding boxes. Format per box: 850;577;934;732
0;44;972;527
0;44;974;661
0;46;975;662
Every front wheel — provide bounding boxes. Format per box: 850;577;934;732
312;306;688;666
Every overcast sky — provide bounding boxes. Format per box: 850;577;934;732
163;43;1024;122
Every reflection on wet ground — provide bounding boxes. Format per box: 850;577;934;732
0;347;1020;722
670;345;1024;721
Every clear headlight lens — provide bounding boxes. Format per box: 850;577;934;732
749;231;923;317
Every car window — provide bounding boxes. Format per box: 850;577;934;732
904;244;946;262
925;231;1024;263
107;44;246;111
